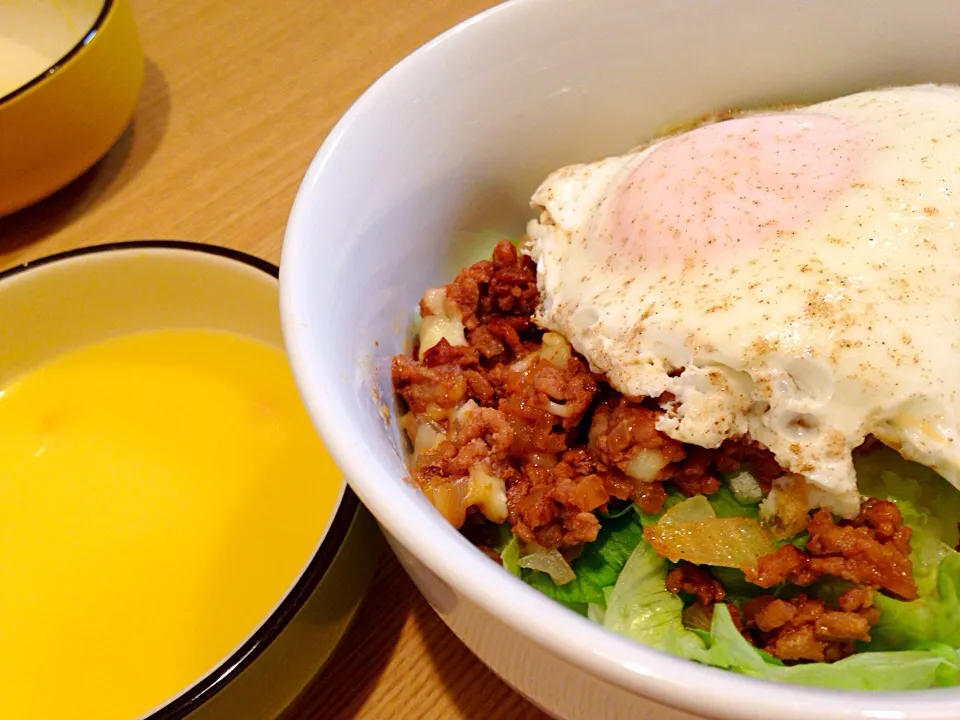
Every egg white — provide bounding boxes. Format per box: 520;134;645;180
527;85;960;515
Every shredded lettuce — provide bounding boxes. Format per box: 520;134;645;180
707;485;760;520
500;535;522;578
603;539;959;689
509;446;960;688
871;547;960;652
851;446;960;659
855;446;960;550
708;605;959;689
519;513;645;611
603;537;708;658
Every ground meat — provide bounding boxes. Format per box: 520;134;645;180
507;460;626;548
665;446;721;497
744;501;917;601
392;353;467;414
666;562;726;606
589;398;685;472
446;240;539;330
393;243;810;550
741;591;877;663
713;438;784;491
634;481;668;515
392;236;921;649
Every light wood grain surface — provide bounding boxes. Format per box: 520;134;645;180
0;1;549;718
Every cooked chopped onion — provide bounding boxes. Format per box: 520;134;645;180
644;517;775;568
545;400;575;418
728;470;763;505
466;466;508;523
421;287;447;315
425;402;448;422
539;332;572;369
399;412;419;443
759;473;811;540
682;603;713;631
518;547;576;585
660;495;716;524
510;353;537;374
453;399;480;424
624;448;670;482
418;314;467;357
526;453;559;468
422;476;471;528
413;421;446;456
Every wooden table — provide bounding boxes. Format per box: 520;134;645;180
0;1;550;718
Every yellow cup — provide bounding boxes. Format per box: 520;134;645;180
0;0;143;217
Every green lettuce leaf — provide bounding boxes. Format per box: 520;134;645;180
521;513;645;609
601;538;959;689
500;535;522;578
708;605;959;689
850;446;960;657
872;551;960;651
603;537;707;658
707;485;760;520
855;446;960;550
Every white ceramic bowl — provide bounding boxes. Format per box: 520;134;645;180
280;1;960;718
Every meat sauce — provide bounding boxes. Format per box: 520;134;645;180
391;240;916;664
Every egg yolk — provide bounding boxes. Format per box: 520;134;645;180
604;113;867;270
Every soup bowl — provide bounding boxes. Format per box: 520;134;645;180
0;242;377;719
0;0;143;216
280;1;960;718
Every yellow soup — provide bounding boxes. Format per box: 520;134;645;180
0;329;339;719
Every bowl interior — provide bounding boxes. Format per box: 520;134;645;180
0;243;280;383
0;0;106;98
281;1;960;718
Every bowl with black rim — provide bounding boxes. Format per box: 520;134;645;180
0;241;379;720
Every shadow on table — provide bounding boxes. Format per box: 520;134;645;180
281;551;409;720
0;57;171;251
411;591;550;720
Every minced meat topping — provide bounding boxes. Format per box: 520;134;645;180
391;240;917;665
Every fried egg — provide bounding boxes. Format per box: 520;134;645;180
527;85;960;516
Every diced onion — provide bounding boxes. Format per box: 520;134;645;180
539;332;571;369
644;517;775;568
421;287;447;315
422;466;508;527
509;353;537;376
466;466;508;523
399;412;419;443
518;547;576;585
424;403;448;422
660;495;716;525
526;453;559;468
759;474;811;540
624;448;670;482
418;315;467;358
422;476;471;528
413;421;446;456
545;400;575;418
728;470;763;505
453;399;480;424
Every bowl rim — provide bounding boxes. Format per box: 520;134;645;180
280;1;960;718
0;0;113;106
0;239;360;720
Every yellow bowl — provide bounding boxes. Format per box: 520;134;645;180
0;241;381;719
0;0;143;217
